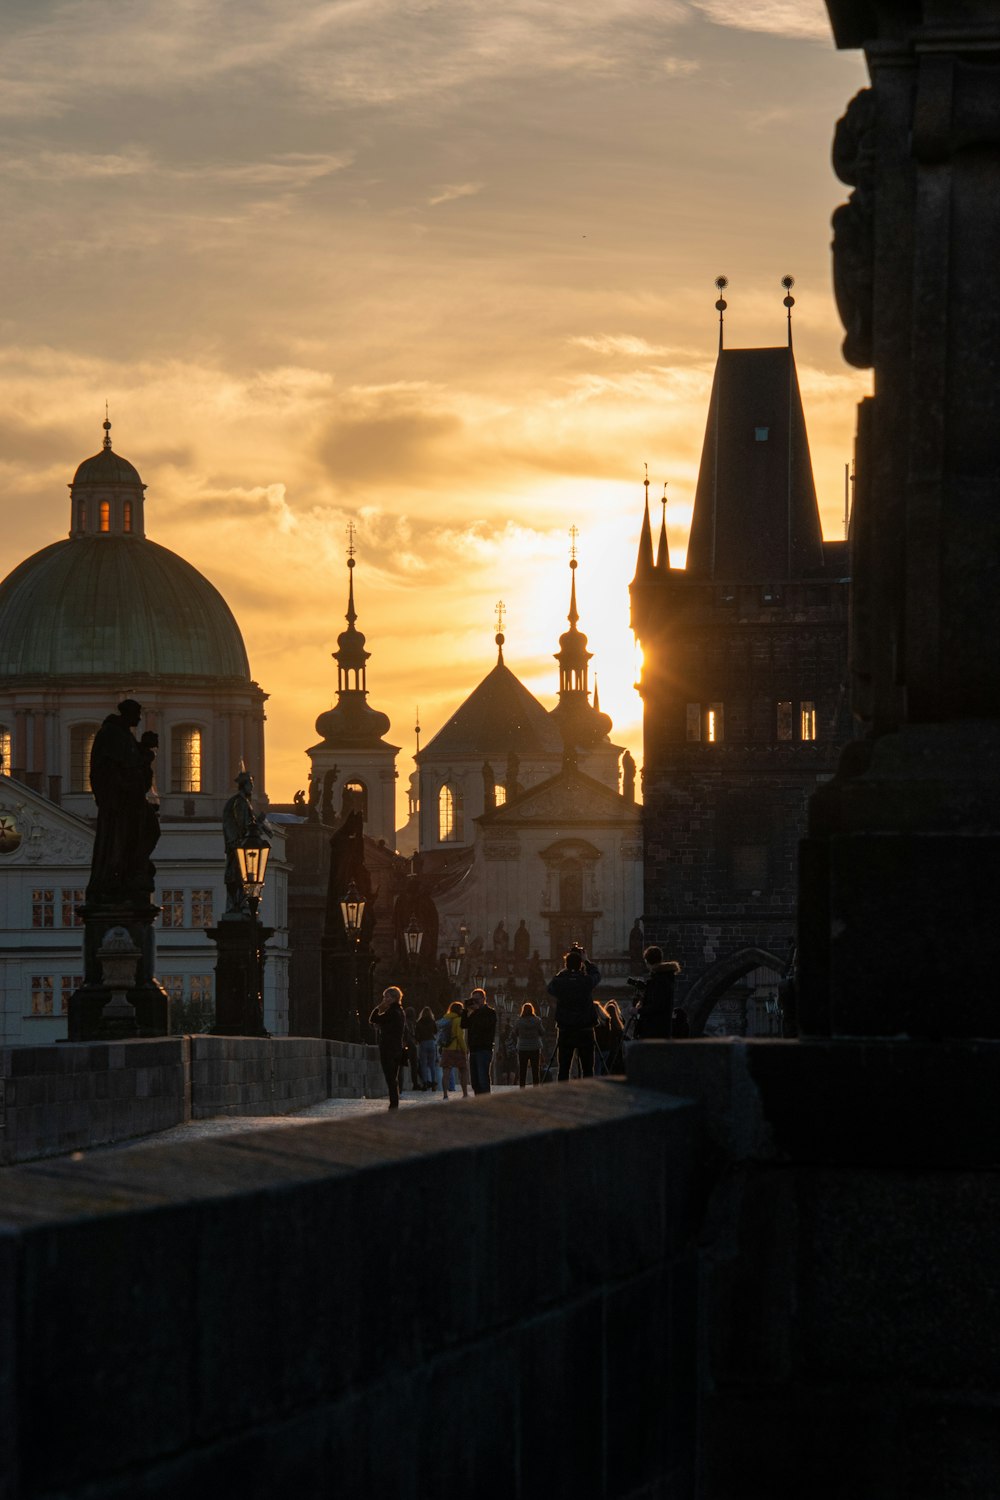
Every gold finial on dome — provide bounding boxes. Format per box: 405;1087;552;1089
102;402;112;451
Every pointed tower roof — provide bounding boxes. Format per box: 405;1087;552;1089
656;485;670;571
419;660;561;759
685;340;824;580
631;470;655;583
311;548;395;750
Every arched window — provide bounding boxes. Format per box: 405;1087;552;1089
99;500;110;533
78;501;87;531
69;722;100;793
494;784;507;807
171;725;202;793
341;779;368;820
123;500;133;533
0;724;10;775
438;783;463;842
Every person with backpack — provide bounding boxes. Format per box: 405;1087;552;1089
438;1000;470;1099
546;944;601;1080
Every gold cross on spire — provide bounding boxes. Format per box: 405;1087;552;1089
346;520;356;558
495;599;506;635
569;525;579;561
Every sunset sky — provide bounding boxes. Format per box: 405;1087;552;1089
0;0;869;813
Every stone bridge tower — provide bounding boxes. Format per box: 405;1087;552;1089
630;291;852;1033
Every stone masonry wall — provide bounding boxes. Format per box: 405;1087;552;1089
0;1036;385;1165
0;1083;701;1500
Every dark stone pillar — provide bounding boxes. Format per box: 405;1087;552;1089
209;916;272;1037
320;938;371;1042
67;904;168;1041
801;5;1000;1036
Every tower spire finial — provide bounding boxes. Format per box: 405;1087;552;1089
782;274;795;348
656;483;671;570
102;401;112;451
568;527;580;624
495;600;506;664
345;520;358;622
715;276;728;353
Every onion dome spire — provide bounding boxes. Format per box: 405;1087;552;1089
313;526;391;747
656;483;670;571
632;465;655;583
550;530;612;751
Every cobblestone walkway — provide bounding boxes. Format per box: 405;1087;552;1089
110;1083;522;1150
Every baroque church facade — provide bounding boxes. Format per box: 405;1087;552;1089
0;423;289;1045
631;294;851;1034
398;560;642;993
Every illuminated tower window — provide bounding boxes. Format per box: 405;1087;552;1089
69;722;100;792
494;784;507;807
438;783;463;842
99;500;110;533
0;724;10;774
707;702;725;743
171;725;202;793
123;500;133;533
800;701;817;741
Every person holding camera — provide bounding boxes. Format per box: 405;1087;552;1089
633;947;682;1039
546;944;601;1080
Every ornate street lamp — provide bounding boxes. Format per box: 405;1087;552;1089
236;828;270;915
404;915;424;962
473;967;486;992
340;881;366;942
447;945;462;981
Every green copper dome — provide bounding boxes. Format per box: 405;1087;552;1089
0;535;251;682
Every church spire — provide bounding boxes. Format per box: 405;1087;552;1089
631;466;655;582
312;528;392;749
333;526;370;691
550;534;612;751
656;483;670;571
495;600;506;665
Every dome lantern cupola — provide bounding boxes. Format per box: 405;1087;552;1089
68;415;147;540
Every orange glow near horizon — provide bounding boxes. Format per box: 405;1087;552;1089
0;2;870;820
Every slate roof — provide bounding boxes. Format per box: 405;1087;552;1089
418;661;562;760
685;346;825;580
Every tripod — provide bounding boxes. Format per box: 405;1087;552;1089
540;1027;612;1083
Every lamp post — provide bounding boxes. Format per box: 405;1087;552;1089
340;880;366;1041
210;823;272;1037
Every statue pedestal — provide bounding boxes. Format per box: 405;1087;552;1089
67;904;168;1041
209;915;272;1037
